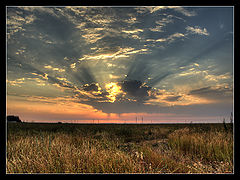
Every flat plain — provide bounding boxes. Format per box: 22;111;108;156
6;122;233;174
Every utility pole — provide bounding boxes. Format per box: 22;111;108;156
136;117;137;124
230;112;233;124
142;117;143;124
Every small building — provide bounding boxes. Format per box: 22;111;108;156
7;115;22;123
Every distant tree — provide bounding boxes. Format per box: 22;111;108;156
7;115;22;123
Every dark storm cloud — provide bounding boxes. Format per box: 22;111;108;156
120;80;152;100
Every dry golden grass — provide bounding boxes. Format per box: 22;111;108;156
7;123;233;174
168;127;233;163
7;133;140;173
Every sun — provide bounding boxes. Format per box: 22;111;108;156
105;82;124;103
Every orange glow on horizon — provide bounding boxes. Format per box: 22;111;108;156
7;96;110;122
6;91;223;124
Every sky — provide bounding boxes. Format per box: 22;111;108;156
6;6;233;123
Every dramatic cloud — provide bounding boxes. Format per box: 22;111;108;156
164;95;182;102
186;26;210;36
7;7;233;123
189;86;232;101
135;6;196;17
83;83;100;92
120;80;152;101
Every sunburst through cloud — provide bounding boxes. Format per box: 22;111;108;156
7;6;233;123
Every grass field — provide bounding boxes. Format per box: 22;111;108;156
6;123;233;174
